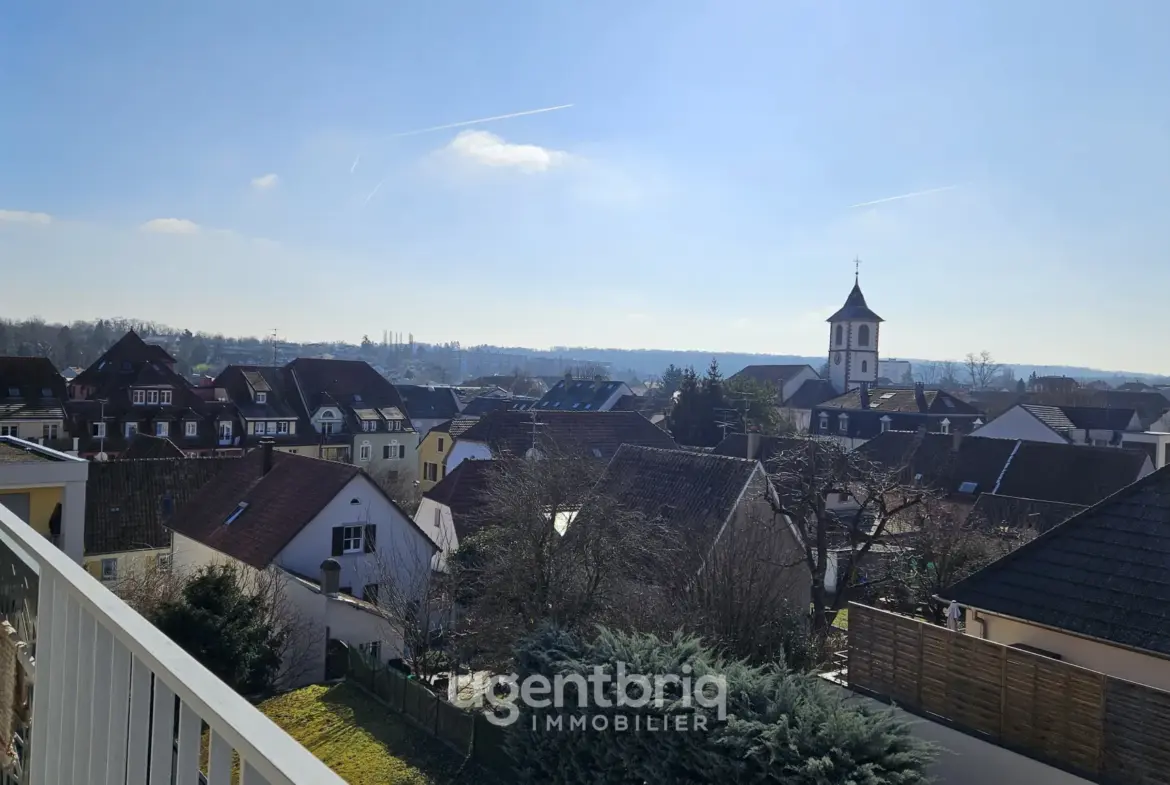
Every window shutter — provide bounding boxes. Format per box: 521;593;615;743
363;524;376;553
398;444;406;459
331;526;344;557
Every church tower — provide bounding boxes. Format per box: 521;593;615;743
827;274;882;394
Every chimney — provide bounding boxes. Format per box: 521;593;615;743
260;437;275;476
859;382;870;410
914;382;927;412
320;558;341;596
746;431;761;460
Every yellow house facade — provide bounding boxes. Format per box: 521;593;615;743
417;417;479;492
0;436;89;562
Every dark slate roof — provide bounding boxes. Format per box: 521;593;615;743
286;358;407;413
1018;404;1076;432
86;457;238;554
728;365;813;387
71;331;177;390
819;386;982;415
993;441;1151;506
857;432;1151;505
457;410;679;459
1020;404;1137;433
946;465;1170;657
213;365;303;421
965;494;1086;534
826;281;883;323
591;446;761;538
395;384;462;421
533;379;628;411
784;379;839;409
460;396;519;418
0;356;68;421
120;433;185;460
422;458;495;540
711;434;808;466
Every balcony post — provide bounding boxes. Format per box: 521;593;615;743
60;479;86;564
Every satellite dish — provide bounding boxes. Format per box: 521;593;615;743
95;452;109;462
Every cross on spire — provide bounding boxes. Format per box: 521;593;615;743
854;256;861;282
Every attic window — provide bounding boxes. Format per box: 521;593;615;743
943;398;955;409
591;448;603;458
350;498;361;505
353;394;362;403
958;481;978;494
224;502;249;526
913;473;923;483
7;388;18;398
880;393;896;400
256;392;267;404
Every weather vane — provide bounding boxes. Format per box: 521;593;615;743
854;256;861;281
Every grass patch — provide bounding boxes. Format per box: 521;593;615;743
831;607;849;630
259;682;472;784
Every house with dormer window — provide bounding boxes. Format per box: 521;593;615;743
0;356;70;448
211;365;318;456
66;331;244;458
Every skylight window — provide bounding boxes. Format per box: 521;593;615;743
224;502;249;526
880;393;896;400
7;388;18;397
958;481;978;494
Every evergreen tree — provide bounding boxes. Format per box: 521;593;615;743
666;366;703;445
506;625;934;784
152;565;286;695
659;364;684;397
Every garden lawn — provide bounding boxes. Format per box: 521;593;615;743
259;682;469;784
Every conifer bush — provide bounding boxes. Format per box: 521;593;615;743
505;626;934;784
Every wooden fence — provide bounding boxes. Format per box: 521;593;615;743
848;602;1170;785
346;648;515;777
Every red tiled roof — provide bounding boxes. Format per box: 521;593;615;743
456;410;678;459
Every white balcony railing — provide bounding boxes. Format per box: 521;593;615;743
0;505;345;785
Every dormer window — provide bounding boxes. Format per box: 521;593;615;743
160;389;172;405
132;390;146;405
321;411;334;419
256;392;267;404
185;421;198;437
147;390;159;405
940;418;951;435
838;414;849;434
880;415;891;433
819;412;829;432
277;421;290;435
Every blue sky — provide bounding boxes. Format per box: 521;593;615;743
3;1;1169;371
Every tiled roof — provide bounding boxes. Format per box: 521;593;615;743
395;384;462;421
818;386;982;415
1059;406;1139;431
857;432;1151;505
784;378;838;409
460;396;520;418
711;434;808;466
965;494;1085;534
946;465;1170;657
0;356;68;421
71;331;176;389
422;458;495;540
120;433;185;460
287;358;407;413
167;450;363;569
826;281;883;323
591;445;761;539
533;379;628;411
85;457;238;554
1018;404;1077;432
728;365;813;387
433;417;479;440
456;410;679;459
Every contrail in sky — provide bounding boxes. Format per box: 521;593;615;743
387;103;574;139
350;155;361;173
848;185;958;209
363;179;384;205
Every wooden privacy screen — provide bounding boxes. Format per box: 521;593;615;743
847;602;1170;785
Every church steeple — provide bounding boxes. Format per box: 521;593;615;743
827;270;882;394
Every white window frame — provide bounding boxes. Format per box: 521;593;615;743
0;425;16;437
155;421;169;437
218;421;233;440
157;553;172;571
185;421;198;437
359;441;372;462
132;390;145;405
940;418;951;435
838;414;849;434
125;422;138;438
424;462;438;482
389;439;399;460
266;421;276;435
342;525;364;554
42;423;59;440
93;422;106;438
277;421;289;435
437;437;445;453
100;558;118;582
818;413;828;433
880;416;891;433
160;389;172;405
321;421;335;435
147;389;159;405
256;392;267;404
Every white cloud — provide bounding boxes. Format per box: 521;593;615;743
251;173;280;191
444;130;570;173
139;218;201;234
0;209;52;225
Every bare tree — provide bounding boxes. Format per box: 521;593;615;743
918;362;941;385
882;499;1036;624
110;557;187;620
445;447;677;669
938;360;960;389
766;438;925;632
964;350;1003;390
375;469;422;515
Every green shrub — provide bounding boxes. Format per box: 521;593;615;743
505;625;934;784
